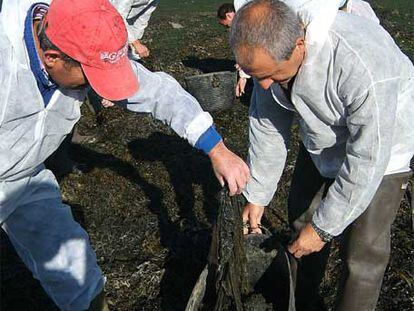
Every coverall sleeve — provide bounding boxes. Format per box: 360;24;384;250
111;0;158;42
0;24;6;126
111;0;134;20
129;0;158;41
243;83;294;206
312;79;399;236
111;0;135;42
124;61;220;150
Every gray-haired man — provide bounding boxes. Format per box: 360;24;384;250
230;0;414;310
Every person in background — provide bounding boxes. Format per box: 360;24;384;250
0;0;249;310
98;1;159;108
217;2;236;27
217;3;249;97
231;0;413;310
110;0;159;59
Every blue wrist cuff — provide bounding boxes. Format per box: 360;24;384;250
195;126;222;154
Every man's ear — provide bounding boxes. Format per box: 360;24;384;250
43;50;61;68
225;12;233;21
295;37;306;54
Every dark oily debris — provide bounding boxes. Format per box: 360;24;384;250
187;189;295;311
208;189;249;311
185;189;248;311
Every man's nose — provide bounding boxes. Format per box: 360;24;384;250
258;79;273;90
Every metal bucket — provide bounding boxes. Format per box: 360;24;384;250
186;234;296;311
185;71;237;112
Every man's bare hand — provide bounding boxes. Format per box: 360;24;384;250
288;223;326;258
242;202;264;234
131;40;150;58
235;77;247;97
208;141;250;196
101;99;114;108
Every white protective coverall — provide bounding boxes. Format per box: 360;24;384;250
0;1;218;310
110;0;159;44
242;0;378;205
234;0;250;11
243;3;414;236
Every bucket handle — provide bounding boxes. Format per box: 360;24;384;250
284;250;297;311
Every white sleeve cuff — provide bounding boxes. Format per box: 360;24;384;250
185;112;214;146
238;69;251;79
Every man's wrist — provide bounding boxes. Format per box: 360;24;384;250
195;126;222;154
310;221;333;242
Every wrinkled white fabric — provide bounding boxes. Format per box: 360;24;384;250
110;0;159;43
244;81;294;206
305;13;414;235
238;68;251;79
245;11;414;236
244;0;386;207
234;0;251;11
346;0;380;24
0;0;213;198
0;1;214;309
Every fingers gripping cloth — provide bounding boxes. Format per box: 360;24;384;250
207;189;249;311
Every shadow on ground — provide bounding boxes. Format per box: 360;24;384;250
1;133;222;310
182;56;235;73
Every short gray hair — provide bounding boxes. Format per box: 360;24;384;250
230;0;303;65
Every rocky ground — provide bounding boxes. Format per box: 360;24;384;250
1;1;413;310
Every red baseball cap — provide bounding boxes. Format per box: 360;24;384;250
45;0;139;100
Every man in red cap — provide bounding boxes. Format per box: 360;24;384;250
0;0;249;310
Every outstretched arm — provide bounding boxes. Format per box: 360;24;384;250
125;61;250;194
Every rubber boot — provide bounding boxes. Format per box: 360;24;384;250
336;170;413;311
87;290;109;311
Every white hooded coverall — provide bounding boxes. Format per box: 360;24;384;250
0;1;220;310
242;2;414;237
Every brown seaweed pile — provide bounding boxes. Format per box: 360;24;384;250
186;189;295;311
205;189;249;311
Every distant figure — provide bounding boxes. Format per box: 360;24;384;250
110;0;160;59
217;3;249;97
217;3;236;27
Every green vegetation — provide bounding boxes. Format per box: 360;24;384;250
156;0;226;14
373;0;414;58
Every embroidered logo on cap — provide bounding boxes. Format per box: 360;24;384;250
100;45;128;64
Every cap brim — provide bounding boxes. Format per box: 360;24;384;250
82;58;139;101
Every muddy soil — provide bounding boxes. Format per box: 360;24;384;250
1;2;413;311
